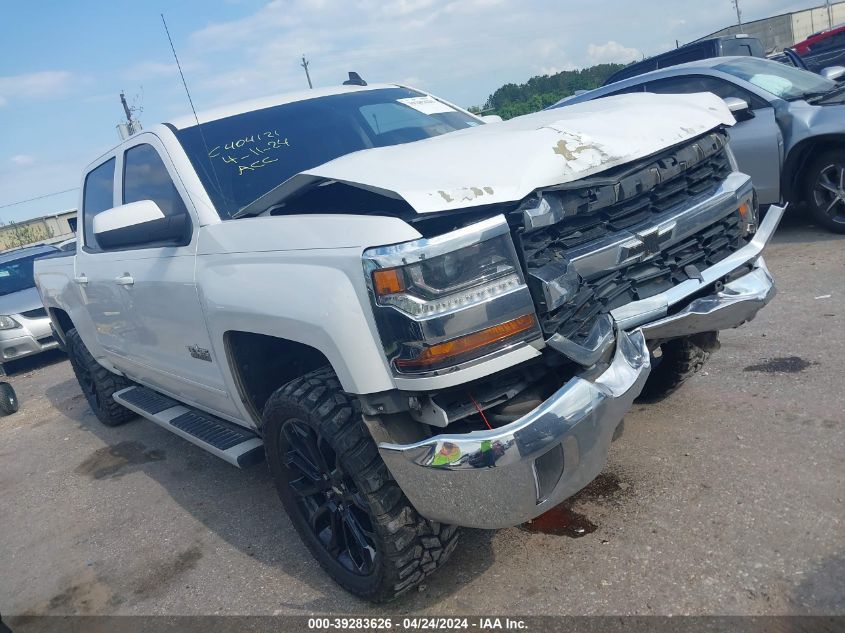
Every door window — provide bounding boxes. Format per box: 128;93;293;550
645;75;765;108
123;143;188;217
82;158;115;251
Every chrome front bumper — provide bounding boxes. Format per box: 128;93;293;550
378;205;784;529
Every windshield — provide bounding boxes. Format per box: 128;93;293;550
715;57;836;100
0;253;43;297
174;87;481;219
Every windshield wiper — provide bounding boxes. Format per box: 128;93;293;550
804;84;845;103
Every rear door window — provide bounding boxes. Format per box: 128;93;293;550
82;158;115;251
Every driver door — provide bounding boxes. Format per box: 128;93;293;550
88;136;239;419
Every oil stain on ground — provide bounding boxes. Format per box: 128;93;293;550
521;472;627;538
75;440;165;480
131;545;203;599
743;356;819;373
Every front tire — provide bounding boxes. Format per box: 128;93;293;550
805;150;845;233
65;328;135;426
263;366;459;602
638;332;720;403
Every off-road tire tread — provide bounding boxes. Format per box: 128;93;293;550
66;328;135;426
638;333;718;403
263;366;459;602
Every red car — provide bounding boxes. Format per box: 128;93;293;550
792;24;845;72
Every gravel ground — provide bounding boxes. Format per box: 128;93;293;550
1;210;842;617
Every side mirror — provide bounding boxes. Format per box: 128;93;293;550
93;200;189;250
821;65;845;81
723;97;754;121
480;114;503;123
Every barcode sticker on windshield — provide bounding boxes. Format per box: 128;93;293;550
397;96;456;115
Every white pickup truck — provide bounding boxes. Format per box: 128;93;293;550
35;82;783;601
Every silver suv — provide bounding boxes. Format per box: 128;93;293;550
0;245;61;374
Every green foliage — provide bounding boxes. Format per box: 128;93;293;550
480;63;627;120
0;220;54;250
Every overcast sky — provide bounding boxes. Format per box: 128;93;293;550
0;0;823;221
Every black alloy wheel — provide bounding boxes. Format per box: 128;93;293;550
280;418;377;575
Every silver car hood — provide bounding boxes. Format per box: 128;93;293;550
0;286;43;316
278;92;735;215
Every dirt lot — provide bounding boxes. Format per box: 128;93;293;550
1;212;843;617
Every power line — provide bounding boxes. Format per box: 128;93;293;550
0;187;79;210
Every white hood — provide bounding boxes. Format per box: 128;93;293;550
281;92;735;215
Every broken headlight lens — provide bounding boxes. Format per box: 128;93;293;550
372;234;521;317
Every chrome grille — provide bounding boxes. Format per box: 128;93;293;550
517;134;746;345
538;211;747;341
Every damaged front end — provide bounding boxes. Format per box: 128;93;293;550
360;130;783;529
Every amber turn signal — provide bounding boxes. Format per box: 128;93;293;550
373;268;404;296
395;314;537;371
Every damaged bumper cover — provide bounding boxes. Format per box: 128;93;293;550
378;204;784;529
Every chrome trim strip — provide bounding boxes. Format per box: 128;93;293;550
364;214;510;267
546;313;614;367
612;204;785;331
640;260;775;340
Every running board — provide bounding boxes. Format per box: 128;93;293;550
112;386;264;468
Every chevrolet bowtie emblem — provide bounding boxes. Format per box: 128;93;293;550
618;225;675;264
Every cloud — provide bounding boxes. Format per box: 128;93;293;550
10;155;35;166
587;41;643;64
0;70;75;104
540;63;578;76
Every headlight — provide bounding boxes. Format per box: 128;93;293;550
364;216;540;375
0;315;20;330
371;234;522;317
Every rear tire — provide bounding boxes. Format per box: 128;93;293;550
804;150;845;233
638;332;720;403
0;382;18;416
65;328;135;426
263;366;459;602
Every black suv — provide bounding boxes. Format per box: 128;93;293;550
604;35;765;85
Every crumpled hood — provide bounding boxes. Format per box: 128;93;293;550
0;286;43;316
285;91;735;214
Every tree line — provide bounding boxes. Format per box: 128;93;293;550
470;63;627;119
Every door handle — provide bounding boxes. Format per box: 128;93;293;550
74;274;88;285
115;274;134;287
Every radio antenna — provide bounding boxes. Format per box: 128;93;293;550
160;13;227;215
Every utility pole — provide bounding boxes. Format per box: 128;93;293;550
301;55;313;89
732;0;742;28
826;0;834;28
120;91;133;125
117;90;142;139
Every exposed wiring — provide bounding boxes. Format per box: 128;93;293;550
469;392;493;431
